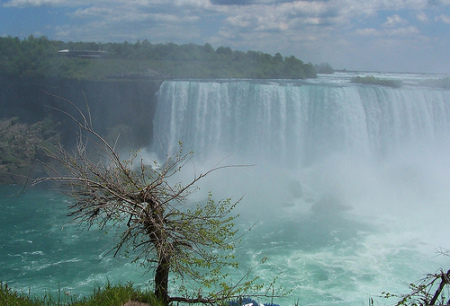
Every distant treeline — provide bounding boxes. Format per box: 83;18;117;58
351;75;402;88
0;35;333;80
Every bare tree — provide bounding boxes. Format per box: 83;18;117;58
381;269;450;305
33;98;280;305
382;250;450;305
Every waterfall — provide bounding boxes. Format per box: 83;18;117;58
153;79;450;167
150;76;450;304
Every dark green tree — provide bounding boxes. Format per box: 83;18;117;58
216;46;233;59
274;53;283;64
203;43;215;54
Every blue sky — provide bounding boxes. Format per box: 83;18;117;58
1;0;449;73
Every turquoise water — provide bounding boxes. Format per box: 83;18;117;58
1;179;448;305
0;185;148;298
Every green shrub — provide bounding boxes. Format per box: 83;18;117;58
351;75;402;88
0;282;39;305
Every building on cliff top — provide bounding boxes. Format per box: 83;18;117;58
58;49;108;58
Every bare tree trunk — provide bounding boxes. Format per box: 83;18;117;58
429;269;450;305
146;204;171;305
155;255;171;305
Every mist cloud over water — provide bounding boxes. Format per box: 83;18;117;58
149;73;450;304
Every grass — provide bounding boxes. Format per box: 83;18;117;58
1;282;284;305
0;281;164;306
1;282;37;305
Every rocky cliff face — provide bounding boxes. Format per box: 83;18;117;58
0;77;161;184
0;117;60;184
1;77;161;147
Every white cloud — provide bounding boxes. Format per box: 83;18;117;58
2;0;162;7
221;0;350;35
174;0;211;8
435;14;450;23
386;25;420;36
355;25;419;37
151;13;199;23
416;11;428;22
355;28;382;36
369;0;428;11
383;14;407;27
73;6;114;18
431;0;450;5
287;1;330;15
3;0;66;7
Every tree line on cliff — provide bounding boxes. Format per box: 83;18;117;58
0;35;330;80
